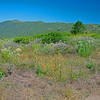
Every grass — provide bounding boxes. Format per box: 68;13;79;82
10;49;92;81
0;33;100;99
0;34;99;81
70;33;100;39
64;87;81;100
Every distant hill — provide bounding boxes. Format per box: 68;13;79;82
0;20;100;38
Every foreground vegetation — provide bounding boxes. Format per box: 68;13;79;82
0;30;100;100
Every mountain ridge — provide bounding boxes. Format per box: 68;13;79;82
0;20;100;38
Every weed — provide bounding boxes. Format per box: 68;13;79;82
77;38;94;57
3;82;10;88
70;70;81;81
36;65;46;77
86;62;96;69
0;67;5;79
29;63;35;70
0;72;4;79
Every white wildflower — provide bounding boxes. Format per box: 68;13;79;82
16;48;22;52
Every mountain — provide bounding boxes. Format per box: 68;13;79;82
0;20;100;38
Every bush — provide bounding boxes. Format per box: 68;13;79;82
13;37;34;44
42;32;64;44
33;33;45;39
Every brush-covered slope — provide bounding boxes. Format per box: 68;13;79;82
0;20;100;38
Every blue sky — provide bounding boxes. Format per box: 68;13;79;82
0;0;100;24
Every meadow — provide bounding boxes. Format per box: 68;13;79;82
0;32;100;100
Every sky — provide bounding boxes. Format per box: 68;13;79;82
0;0;100;24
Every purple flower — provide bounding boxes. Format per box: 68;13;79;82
3;43;19;48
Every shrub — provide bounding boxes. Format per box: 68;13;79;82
42;32;64;44
33;33;45;39
13;37;34;44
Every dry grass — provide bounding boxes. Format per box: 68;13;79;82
64;87;81;100
0;84;5;100
0;42;100;100
15;48;90;81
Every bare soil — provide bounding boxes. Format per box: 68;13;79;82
0;69;100;100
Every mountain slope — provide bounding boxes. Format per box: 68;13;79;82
0;20;100;38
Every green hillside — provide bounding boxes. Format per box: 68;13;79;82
0;20;100;38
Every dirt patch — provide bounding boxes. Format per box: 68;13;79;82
0;69;100;100
0;70;65;100
85;96;100;100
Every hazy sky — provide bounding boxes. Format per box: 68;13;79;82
0;0;100;24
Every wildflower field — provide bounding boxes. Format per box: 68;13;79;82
0;32;100;100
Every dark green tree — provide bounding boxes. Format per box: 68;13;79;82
71;21;85;35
